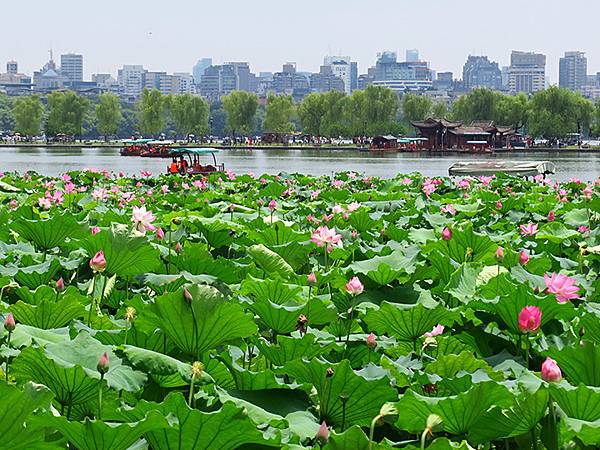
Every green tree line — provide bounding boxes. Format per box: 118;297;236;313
2;86;600;140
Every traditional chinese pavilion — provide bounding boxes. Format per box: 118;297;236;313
411;118;515;150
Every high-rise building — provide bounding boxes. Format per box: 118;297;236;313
434;72;454;90
559;51;587;92
173;73;195;94
323;56;352;94
272;63;310;100
310;65;345;93
192;58;212;85
6;61;17;75
60;53;83;83
508;51;546;94
462;55;502;91
406;49;419;62
117;65;146;98
372;51;432;83
198;63;256;100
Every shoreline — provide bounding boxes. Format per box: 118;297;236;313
1;142;600;154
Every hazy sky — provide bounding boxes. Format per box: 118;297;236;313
2;0;598;83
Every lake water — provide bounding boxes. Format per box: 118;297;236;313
0;146;599;181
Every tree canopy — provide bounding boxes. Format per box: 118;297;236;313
222;91;259;136
167;94;210;138
263;94;294;133
45;91;89;137
137;89;166;137
95;93;122;139
12;96;44;138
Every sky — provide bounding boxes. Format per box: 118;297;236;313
2;0;599;83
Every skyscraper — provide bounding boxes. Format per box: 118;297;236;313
60;53;83;83
323;56;352;94
192;58;212;85
6;61;17;75
406;49;419;62
462;56;502;91
559;51;587;92
117;65;146;98
508;51;546;94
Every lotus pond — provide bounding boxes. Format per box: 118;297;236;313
1;169;599;449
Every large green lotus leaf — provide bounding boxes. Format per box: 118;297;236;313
120;345;213;385
472;281;575;335
283;359;397;428
550;382;600;421
256;334;340;367
348;247;419;286
10;324;70;348
468;386;548;444
547;341;600;386
324;425;373;450
247;222;308;246
174;244;242;283
364;302;457;342
193;217;240;248
148;284;257;358
581;310;600;345
562;417;600;446
10;296;85;329
248;244;295;279
240;276;303;304
15;285;86;306
395;382;512;435
348;209;379;233
12;213;84;250
80;224;161;277
0;382;55;450
563;208;589;227
39;411;170;450
536;222;579;243
425;351;499;380
426;223;496;264
271;241;312;272
112;393;280;449
0;258;62;290
445;263;483;303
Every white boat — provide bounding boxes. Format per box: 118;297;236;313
448;161;556;177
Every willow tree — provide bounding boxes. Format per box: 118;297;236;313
137;89;166;137
263;93;294;133
12;96;44;139
95;93;122;140
167;94;210;138
222;91;259;137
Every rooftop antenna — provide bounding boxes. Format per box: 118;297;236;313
49;48;53;62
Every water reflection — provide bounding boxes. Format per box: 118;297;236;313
0;146;598;181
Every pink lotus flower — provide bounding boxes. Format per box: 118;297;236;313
495;246;504;261
366;332;377;350
91;226;101;235
156;227;165;240
578;225;590;236
544;273;579;303
547;211;555;222
520;223;538;237
131;206;156;234
541;357;561;382
518;306;541;333
519;251;529;265
457;178;470;189
307;272;317;286
316;421;329;445
161;185;170;194
310;189;321;199
332;179;344;188
9;199;17;210
268;200;276;211
38;197;52;209
97;352;109;374
89;251;107;273
402;177;412;186
441;227;452;241
441;204;456;216
175;242;183;254
424;324;444;337
92;188;108;201
345;276;364;295
4;312;15;332
56;277;65;292
310;226;342;252
332;204;345;214
583;185;593;200
479;176;493;186
496;200;502;210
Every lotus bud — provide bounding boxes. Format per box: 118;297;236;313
366;332;377;350
541;357;561;382
495;246;504;261
91;226;101;235
547;210;555;222
183;287;193;303
518;306;541;333
268;199;276;211
325;367;334;378
316;421;329;445
56;277;65;292
307;272;317;287
156;227;165;241
441;227;452;241
191;361;204;381
257;199;264;207
345;276;364;296
519;250;529;265
97;352;109;375
89;251;106;273
4;312;15;332
496;200;502;210
175;242;183;254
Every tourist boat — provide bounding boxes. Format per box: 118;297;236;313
119;139;153;156
140;140;175;158
448;161;556;178
167;148;225;175
464;140;493;154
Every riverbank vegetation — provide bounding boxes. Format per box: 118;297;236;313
1;86;600;142
0;169;599;448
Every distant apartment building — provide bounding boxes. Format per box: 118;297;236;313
368;51;432;92
192;58;212;85
406;49;419;62
60;53;83;83
271;63;310;100
309;65;345;93
117;65;146;98
173;73;195;94
0;60;31;94
198;62;256;100
6;61;17;75
433;72;453;90
323;56;353;94
559;51;587;92
462;55;502;91
508;51;546;94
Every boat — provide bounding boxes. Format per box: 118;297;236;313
167;148;225;175
119;139;153;156
140;140;175;158
448;161;556;178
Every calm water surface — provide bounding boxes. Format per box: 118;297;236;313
1;147;599;181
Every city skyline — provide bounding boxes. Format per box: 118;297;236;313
1;0;599;82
